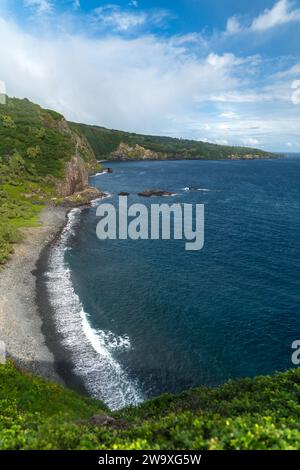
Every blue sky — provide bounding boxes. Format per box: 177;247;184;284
0;0;300;151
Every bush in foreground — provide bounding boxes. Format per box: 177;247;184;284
0;361;300;449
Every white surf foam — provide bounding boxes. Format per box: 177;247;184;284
182;187;211;192
90;192;112;207
46;208;143;410
90;171;109;177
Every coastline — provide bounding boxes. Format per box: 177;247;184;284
0;206;67;384
35;211;89;397
36;200;142;408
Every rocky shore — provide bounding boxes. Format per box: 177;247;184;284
0;206;68;384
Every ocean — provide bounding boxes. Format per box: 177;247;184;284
45;156;300;410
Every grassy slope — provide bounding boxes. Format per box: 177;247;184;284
71;122;277;160
1;361;300;450
0;97;96;265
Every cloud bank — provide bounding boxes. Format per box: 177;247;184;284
0;1;299;151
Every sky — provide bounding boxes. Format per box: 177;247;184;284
0;1;300;151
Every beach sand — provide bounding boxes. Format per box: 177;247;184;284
0;206;67;384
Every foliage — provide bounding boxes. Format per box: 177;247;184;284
0;361;300;450
71;122;278;160
0;97;76;179
0;185;45;264
0;96;97;263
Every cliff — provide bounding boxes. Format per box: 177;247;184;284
56;155;89;197
0;97;102;263
110;142;161;160
70;122;280;161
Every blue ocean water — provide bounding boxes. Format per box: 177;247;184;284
48;156;300;409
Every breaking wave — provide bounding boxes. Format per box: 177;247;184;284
46;208;143;410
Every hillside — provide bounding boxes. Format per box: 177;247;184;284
1;96;278;266
0;360;300;450
0;96;100;264
70;122;277;161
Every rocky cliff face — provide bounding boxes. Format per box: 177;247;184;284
56;155;89;197
55;118;101;198
56;150;105;205
110;142;162;160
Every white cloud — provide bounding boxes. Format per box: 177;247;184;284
216;139;229;145
251;0;300;31
0;12;299;151
91;5;170;33
275;62;300;78
0;79;6;104
129;0;138;7
206;52;241;68
226;16;242;34
73;0;80;10
24;0;53;15
0;16;242;132
225;0;300;35
209;92;273;103
219;111;238;119
92;5;146;32
242;137;260;146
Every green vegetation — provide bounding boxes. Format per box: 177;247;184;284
0;97;75;179
0;185;44;264
0;97;97;264
71;122;278;160
0;97;294;450
0;361;300;450
0;95;277;263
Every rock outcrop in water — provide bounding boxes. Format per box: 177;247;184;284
138;189;175;197
62;187;107;207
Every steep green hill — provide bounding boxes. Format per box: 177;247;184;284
0;97;98;264
0;361;300;450
71;122;278;161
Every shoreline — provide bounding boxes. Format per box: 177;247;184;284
0;206;68;384
36;210;89;396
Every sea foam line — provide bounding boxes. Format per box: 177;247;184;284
90;192;112;207
46;207;143;410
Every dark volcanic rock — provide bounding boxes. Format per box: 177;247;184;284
138;189;175;197
118;192;130;196
105;167;113;174
62;187;107;207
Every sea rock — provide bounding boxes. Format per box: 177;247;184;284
118;192;130;196
184;187;199;192
62;187;107;207
138;189;175;197
105;167;113;174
